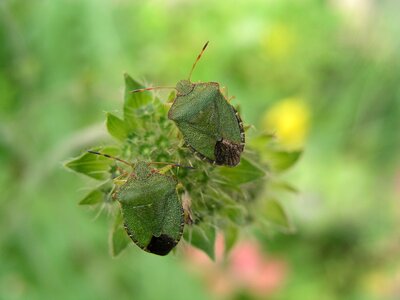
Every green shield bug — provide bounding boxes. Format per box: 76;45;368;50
132;42;245;166
88;150;192;256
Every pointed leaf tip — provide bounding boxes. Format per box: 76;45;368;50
106;112;127;141
110;212;131;257
123;74;152;129
184;223;216;260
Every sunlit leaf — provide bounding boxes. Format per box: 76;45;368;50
223;224;239;256
106;112;127;141
65;146;120;180
272;181;299;194
123;73;152;129
265;150;302;172
184;223;216;260
167;91;176;103
110;212;130;257
216;157;265;185
223;205;248;225
79;189;103;205
79;181;113;205
263;199;290;229
249;133;277;150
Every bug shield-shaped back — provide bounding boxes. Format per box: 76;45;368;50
168;81;245;167
168;42;245;167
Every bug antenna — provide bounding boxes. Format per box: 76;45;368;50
130;86;176;93
188;41;209;81
149;161;195;170
87;151;133;167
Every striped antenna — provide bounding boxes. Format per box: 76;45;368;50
87;151;133;167
88;151;194;170
188;41;209;81
130;86;176;93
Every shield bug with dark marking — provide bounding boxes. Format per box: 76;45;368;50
88;150;192;256
132;42;245;167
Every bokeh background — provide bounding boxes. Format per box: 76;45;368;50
1;0;400;299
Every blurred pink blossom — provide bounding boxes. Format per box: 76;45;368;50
183;234;287;298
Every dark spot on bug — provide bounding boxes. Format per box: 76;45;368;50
146;234;177;256
214;139;244;166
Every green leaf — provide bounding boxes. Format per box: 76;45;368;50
263;199;290;229
223;205;248;225
272;181;299;194
79;189;103;205
106;112;127;141
167;91;176;103
249;133;277;150
223;224;239;256
110;212;130;257
123;73;152;129
111;226;130;257
184;223;216;260
65;146;120;180
216;157;265;185
79;180;113;205
265;150;302;172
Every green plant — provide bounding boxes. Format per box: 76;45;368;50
65;74;301;259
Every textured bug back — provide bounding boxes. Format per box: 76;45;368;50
117;171;183;255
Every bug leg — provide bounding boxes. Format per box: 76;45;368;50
115;166;129;177
148;165;173;176
111;172;131;200
221;86;228;97
148;168;161;177
220;86;236;103
149;162;194;170
182;191;194;225
228;96;236;103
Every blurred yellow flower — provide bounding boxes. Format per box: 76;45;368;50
261;97;310;149
262;24;296;60
362;271;392;297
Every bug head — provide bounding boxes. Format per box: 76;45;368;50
176;80;194;95
134;161;152;179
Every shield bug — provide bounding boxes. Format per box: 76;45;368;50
88;150;191;256
132;42;245;166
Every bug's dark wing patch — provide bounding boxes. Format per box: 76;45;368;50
146;234;177;256
214;139;244;167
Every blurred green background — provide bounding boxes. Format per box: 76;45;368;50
1;0;399;299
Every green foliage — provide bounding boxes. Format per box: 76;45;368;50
262;199;291;230
65;74;300;258
265;150;302;172
223;223;239;255
3;0;398;298
110;212;131;257
79;181;113;205
184;222;216;260
106;113;127;141
79;188;104;205
216;157;265;185
65;146;120;180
